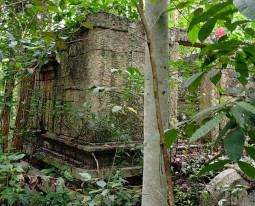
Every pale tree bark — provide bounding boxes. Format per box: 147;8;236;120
174;10;179;26
138;0;175;205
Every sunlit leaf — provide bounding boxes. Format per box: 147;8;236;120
79;172;91;181
112;106;122;113
127;107;137;114
97;181;106;188
81;22;93;30
41;32;57;40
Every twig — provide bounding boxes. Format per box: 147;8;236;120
170;0;190;23
123;188;169;206
107;148;118;187
14;63;39;88
136;1;176;205
170;0;201;30
23;10;38;38
0;0;28;9
92;152;101;179
144;185;169;205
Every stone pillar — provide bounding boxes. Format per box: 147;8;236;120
200;74;220;139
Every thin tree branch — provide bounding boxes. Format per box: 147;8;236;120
0;0;28;9
170;0;190;23
136;1;176;205
23;10;38;38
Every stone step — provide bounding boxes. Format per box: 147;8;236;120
25;145;142;180
35;132;141;167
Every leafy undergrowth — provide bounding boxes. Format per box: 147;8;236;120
1;147;225;206
171;147;220;206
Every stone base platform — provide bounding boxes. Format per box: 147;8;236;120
23;132;142;180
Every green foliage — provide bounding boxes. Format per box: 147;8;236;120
198;159;231;175
189;114;225;143
182;0;255;179
165;129;178;148
184;72;204;93
79;170;140;206
0;146;140;206
172;153;219;206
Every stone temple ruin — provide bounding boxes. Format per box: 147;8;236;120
24;12;253;198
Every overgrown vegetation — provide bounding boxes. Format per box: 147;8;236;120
1;0;255;205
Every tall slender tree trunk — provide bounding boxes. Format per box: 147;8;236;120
12;72;35;151
0;78;15;153
141;0;170;205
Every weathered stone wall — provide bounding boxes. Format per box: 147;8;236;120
32;12;147;143
32;12;187;145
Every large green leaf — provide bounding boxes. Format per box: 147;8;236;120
201;40;242;54
198;19;217;43
243;45;255;64
184;124;200;137
227;20;251;32
237;102;255;114
97;180;106;188
189;0;233;31
224;127;245;162
190;113;225;143
238;161;255;179
207;70;222;85
188;25;200;46
184;72;204;92
164;129;178;148
245;146;255;161
188;8;203;45
190;101;229;122
248;131;255;143
234;0;255;21
225;87;246;95
41;32;57;40
214;119;235;147
235;52;248;86
176;1;189;9
229;106;245;129
81;22;93;30
198;159;231;175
